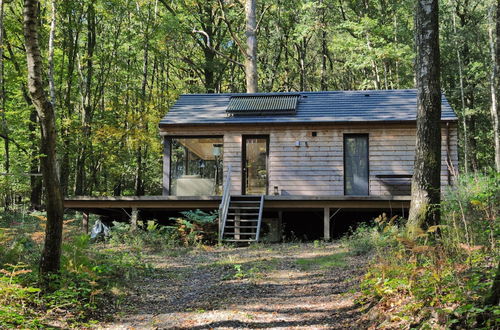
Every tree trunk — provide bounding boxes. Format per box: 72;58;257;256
29;109;42;210
318;0;328;91
245;0;258;93
490;1;500;172
24;0;64;275
0;0;11;210
75;1;96;196
60;14;79;196
485;261;500;306
407;0;442;235
48;0;56;107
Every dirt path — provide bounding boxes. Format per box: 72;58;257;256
101;243;369;329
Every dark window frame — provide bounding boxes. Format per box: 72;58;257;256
343;133;370;196
241;135;270;195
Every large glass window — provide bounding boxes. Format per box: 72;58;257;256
170;137;223;196
344;134;369;195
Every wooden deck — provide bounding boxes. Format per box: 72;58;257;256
64;195;410;213
65;195;411;240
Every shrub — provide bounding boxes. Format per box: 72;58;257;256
168;209;218;246
441;172;499;251
0;211;150;327
358;173;499;329
342;213;401;256
106;209;218;250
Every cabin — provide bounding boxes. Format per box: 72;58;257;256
65;89;458;243
157;89;458;242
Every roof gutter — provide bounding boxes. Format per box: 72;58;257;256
158;118;459;130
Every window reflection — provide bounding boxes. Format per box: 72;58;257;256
171;137;223;196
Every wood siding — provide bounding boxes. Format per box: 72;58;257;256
161;123;459;197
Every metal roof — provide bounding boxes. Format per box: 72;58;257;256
160;90;458;126
226;95;299;115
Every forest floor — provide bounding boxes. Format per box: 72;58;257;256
99;242;369;329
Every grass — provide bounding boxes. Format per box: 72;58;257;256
295;252;348;270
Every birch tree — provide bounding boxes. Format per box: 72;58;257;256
489;0;500;171
407;0;442;234
23;0;64;275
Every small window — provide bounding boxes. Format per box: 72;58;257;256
311;131;317;137
344;134;369;195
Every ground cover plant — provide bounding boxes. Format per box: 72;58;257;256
0;208;220;327
342;173;500;329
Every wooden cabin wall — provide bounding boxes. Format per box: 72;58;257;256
161;123;459;196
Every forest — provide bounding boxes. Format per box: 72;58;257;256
0;0;499;328
0;0;498;205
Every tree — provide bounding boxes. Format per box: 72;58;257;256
23;0;64;275
489;0;500;172
485;0;500;314
407;0;442;234
245;0;258;92
0;0;11;209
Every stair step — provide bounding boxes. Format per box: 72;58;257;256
227;212;259;216
225;219;259;222
223;232;256;236
230;201;260;204
221;194;263;243
231;196;261;200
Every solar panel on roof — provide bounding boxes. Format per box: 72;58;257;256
226;95;299;115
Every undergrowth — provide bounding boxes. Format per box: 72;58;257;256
0;211;150;328
0;208;218;327
107;209;218;250
343;173;499;329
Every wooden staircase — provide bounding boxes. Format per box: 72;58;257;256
219;195;264;243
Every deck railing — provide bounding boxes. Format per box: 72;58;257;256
218;164;232;241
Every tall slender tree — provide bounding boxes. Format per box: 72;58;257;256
245;0;258;92
489;0;500;171
0;0;10;209
407;0;442;234
24;0;64;275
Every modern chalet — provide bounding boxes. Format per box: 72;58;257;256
157;89;458;242
65;89;458;242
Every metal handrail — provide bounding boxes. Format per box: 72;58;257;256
218;164;232;241
255;194;265;242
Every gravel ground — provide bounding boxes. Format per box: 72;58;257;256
100;242;369;329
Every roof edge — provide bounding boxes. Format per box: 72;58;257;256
158;118;458;129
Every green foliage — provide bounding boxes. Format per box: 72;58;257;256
0;0;498;207
441;172;499;250
341;214;401;256
169;210;218;246
108;221;175;250
107;209;218;250
0;211;150;327
180;209;218;225
355;173;499;328
232;264;246;279
0;264;41;328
